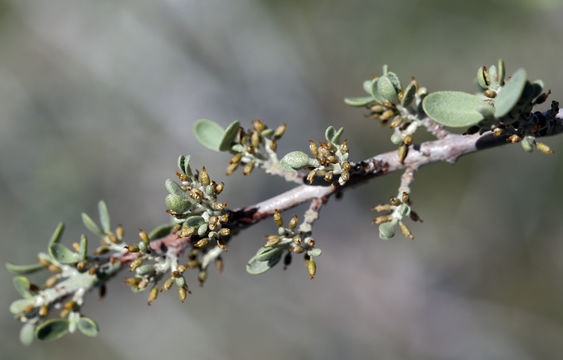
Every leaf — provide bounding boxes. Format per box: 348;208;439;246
422;91;487;127
488;65;498;88
363;79;375;94
280;151;310;171
219;121;240;152
373;75;399;104
476;66;488;89
246;247;283;275
82;213;104;237
10;298;35;314
13;276;32;298
49;222;65;247
307;248;322;257
165;194;192;214
5;262;45;275
186;216;205;227
79;234;88;260
344;96;373;107
379;220;397;240
98;201;111;233
193;119;224;151
177;154;193;177
325;126;336;143
20;323;35;346
495;68;527;118
48;243;80;264
165;178;184;196
401;81;417;107
386;71;402;91
331;127;344;145
77;317;99;337
35;319;69;341
148;224;173;240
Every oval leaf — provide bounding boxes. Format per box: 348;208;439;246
5;262;45;275
49;243;80;264
20;323;35;346
98;201;111;233
78;317;99;337
193;119;224;151
401;81;417;107
219;121;240;152
10;298;35;314
35;319;69;341
13;276;32;298
246;247;283;275
379;221;397;240
165;178;184;196
386;71;402;91
148;224;173;240
186;215;205;227
374;75;399;104
344;96;373;107
325;126;336;143
280;151;310;171
165;194;192;214
495;68;527;118
82;213;103;237
422;91;486;127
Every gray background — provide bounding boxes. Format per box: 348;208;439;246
1;0;563;359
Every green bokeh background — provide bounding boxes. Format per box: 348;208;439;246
1;0;563;359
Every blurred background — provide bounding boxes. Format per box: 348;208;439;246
2;0;563;359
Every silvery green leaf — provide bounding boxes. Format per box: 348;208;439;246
488;65;498;88
476;66;488;90
20;323;35;346
186;216;205;227
183;154;193;177
401;81;417;107
331;127;344;145
10;298;35;314
325;126;336;143
477;103;495;119
261;128;274;138
136;265;155;276
498;59;505;85
193;119;224;151
35;319;69;341
165;178;184;196
13;276;32;298
197;223;208;236
363;79;375;94
82;213;104;237
374;75;399;104
5;262;45;275
165;194;192;213
78;317;99;337
49;222;65;246
177;154;187;174
495;68;527;118
219;121;240;152
379;220;397;240
149;224;173;240
49;243;80;264
386;71;402;91
280;151;310;171
246;247;283;275
390;133;403;145
307;248;322;257
422;91;487;127
79;234;87;260
344;96;373;107
98;201;111;233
